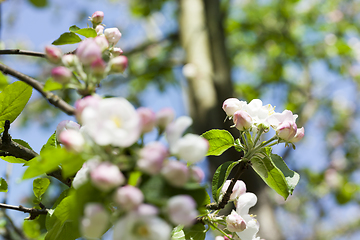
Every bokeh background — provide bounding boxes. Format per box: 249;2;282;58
1;0;360;239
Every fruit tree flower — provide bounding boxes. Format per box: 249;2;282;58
161;160;189;187
137;141;168;175
226;210;247;232
175;133;208;164
81;203;109;239
81;97;141;147
220;180;247;202
90;162;125;191
104;27;122;45
166;195;198;226
51;66;72;84
114;185;144;211
76;38;102;65
45;46;62;64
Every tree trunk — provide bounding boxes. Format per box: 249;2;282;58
179;0;284;239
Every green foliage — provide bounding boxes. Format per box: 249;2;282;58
251;148;299;200
171;225;185;240
40;132;60;154
0;81;32;133
0;71;9;91
52;32;82;45
183;222;206;240
201;129;235;156
33;178;51;200
43;79;63;92
211;161;239;203
0;156;27;164
28;0;47;8
74;28;97;38
23;219;41;239
0;178;8;192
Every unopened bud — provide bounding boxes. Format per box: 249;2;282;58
226;210;246;232
90;162;125;191
45;46;62;64
290;127;305;143
51;66;72;84
276;121;297;141
104;28;122;45
223;98;246;117
137;107;156;134
161;161;189;187
91;11;104;25
114;185;144;211
76;38;102;65
109;56;128;73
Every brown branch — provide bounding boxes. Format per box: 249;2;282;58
0;63;75;115
0;203;48;219
0;49;46;58
0;121;72;187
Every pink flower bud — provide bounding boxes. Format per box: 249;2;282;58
91;58;106;76
137;142;168;175
108;56;128;73
59;129;84;152
104;27;122;45
176;134;209;164
90;162;125;191
226;210;247;232
289;127;305;143
76;38;102;65
156;108;175;131
111;47;123;57
62;54;78;67
233;110;252;131
55;120;80;141
94;36;109;52
114;185;144;211
51;66;72;84
45;46;62;63
75;95;101;122
91;11;104;25
136;204;159;216
221;180;246;201
166;195;198;226
161;161;189;187
223;98;246;117
95;25;104;35
137;107;156;134
190;166;205;183
276;121;297;141
81;203;109;239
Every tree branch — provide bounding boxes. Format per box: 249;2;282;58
0;203;48;219
0;49;46;58
0;63;75;115
0;121;72;187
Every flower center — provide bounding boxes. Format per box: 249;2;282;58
134;223;150;237
111;116;122;128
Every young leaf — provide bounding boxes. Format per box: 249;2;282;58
0;81;32;133
183;222;206;240
28;0;47;8
0;178;8;192
33;178;50;199
40;132;60;154
43;78;63;91
69;25;81;32
212;161;239;202
0;71;9;91
201;129;235;156
23;218;41;239
0;156;27;164
171;225;186;240
52;32;82;45
251;147;298;200
75;28;97;38
13;139;33;150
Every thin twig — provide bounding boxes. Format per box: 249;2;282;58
0;49;46;58
0;63;75;115
0;203;48;216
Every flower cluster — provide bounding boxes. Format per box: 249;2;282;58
56;95;209;239
45;11;127;96
223;98;305;144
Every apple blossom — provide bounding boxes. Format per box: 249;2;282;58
290;127;305;143
81;203;109;239
90;11;104;25
175;133;209;164
137;107;156;133
161;160;189;187
45;46;62;64
233;110;252;131
137;141;168;175
108;55;128;73
166;195;198;226
95;25;104;35
113;212;171;240
90;58;106;76
74;95;101;122
114;185;144;211
156;108;175;132
111;47;124;57
80;97;141;147
166;116;193;153
226;210;247;232
59;129;85;152
222;98;247;117
243;99;275;128
76;38;102;65
90;162;125;191
267;110;304;142
72;158;101;189
104;27;122;45
62;54;79;67
221;180;246;201
51;66;72;84
276;121;297;141
190;166;205;183
55;120;80;141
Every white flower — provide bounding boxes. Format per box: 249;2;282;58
90;162;125;191
166;195;198;226
161;160;189;187
243;99;275;128
222;98;247;117
176;134;208;164
113;212;171;240
220;180;246;202
81;203;109;239
81;97;141;147
137;141;168;175
166;116;193;153
226;210;246;232
234;192;260;240
114;185;144;211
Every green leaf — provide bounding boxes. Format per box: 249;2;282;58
40;132;60;154
183;222;206;240
212;161;239;202
251;147;298;200
75;28;97;38
69;25;80;32
13;139;33;150
128;171;142;186
201;129;235;156
172;225;185;240
28;0;47;8
0;81;32;133
0;178;8;192
0;71;9;91
23;219;41;239
33;178;50;199
43;78;63;91
0;156;27;164
52;32;82;45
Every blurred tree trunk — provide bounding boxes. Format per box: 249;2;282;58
179;0;283;239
